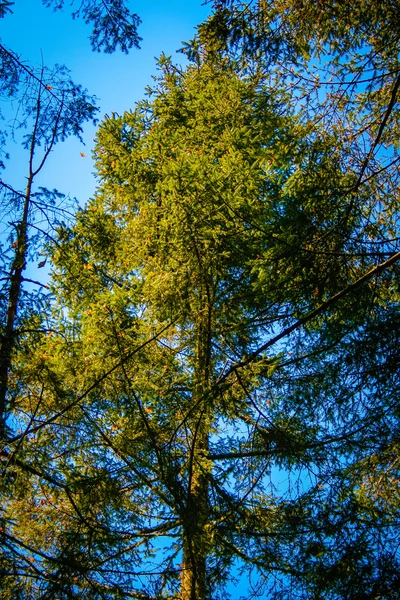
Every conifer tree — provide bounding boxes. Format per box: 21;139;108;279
48;51;400;598
2;2;400;596
23;56;303;598
0;1;140;594
34;52;400;598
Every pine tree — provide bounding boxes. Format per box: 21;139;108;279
0;64;98;599
0;2;140;594
39;53;394;598
3;2;400;595
48;49;400;598
44;57;309;598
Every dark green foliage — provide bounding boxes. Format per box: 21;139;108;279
0;0;13;18
42;0;142;53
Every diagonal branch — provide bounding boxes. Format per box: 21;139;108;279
215;251;400;386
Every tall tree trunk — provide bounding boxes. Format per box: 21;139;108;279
0;86;48;438
0;177;32;437
181;473;209;598
180;296;212;600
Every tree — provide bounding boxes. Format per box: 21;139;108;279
0;59;99;600
3;56;306;598
0;1;140;595
0;63;98;435
2;2;400;599
19;45;394;598
0;0;142;439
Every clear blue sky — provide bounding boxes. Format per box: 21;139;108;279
1;0;210;203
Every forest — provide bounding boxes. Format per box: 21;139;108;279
1;1;400;598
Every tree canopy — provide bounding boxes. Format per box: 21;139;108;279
1;2;400;599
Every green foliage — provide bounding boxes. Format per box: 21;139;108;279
0;2;142;596
1;2;400;599
45;48;400;597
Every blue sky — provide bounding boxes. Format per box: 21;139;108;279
1;0;210;203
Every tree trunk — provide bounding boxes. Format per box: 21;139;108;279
0;177;32;437
180;295;212;600
180;460;209;600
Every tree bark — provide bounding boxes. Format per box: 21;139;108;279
0;176;32;438
180;294;212;600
